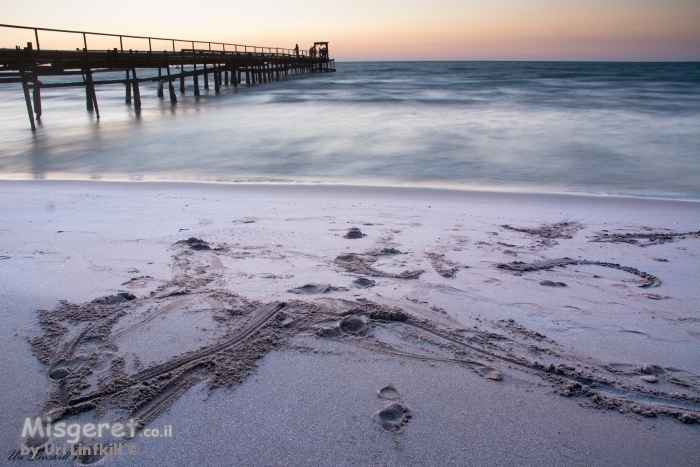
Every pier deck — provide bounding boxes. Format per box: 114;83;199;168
0;24;335;130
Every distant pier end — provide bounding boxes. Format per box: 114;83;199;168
0;24;336;131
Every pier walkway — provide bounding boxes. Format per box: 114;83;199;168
0;24;335;130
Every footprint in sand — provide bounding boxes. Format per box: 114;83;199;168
352;277;375;288
315;315;370;338
644;293;671;300
373;402;412;434
377;384;400;400
92;293;136;305
121;276;154;289
344;227;366;239
540;280;567;287
339;315;369;336
287;284;347;294
176;237;212;250
477;367;503;381
288;284;332;294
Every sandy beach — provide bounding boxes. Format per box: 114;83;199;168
1;180;699;466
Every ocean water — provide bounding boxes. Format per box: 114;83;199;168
0;61;699;199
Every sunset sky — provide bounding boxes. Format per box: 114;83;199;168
2;0;699;60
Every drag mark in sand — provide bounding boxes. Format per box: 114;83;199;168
24;236;700;458
287;284;348;294
590;230;700;247
335;250;424;279
425;252;462;278
501;221;583;246
339;312;700;422
495;258;661;288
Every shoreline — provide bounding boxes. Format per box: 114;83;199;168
1;179;698;466
2;177;700;204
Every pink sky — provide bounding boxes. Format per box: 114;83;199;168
2;0;699;60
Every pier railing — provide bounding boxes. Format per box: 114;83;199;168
0;24;335;131
0;23;307;56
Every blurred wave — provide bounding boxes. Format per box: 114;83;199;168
0;61;698;199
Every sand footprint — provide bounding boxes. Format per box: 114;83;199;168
373;402;412;434
377;384;400;400
373;384;412;434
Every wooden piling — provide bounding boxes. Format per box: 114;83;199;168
86;69;100;120
180;51;185;94
85;75;94;111
165;53;177;104
214;64;220;94
20;71;36;131
203;62;209;90
193;61;200;96
25;42;43;121
125;69;132;103
168;79;177;103
156;67;163;97
32;79;42;120
131;66;141;109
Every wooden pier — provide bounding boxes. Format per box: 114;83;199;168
0;24;335;130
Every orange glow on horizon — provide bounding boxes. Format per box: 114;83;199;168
1;0;699;61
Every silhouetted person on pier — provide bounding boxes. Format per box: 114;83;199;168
294;44;299;56
321;46;327;58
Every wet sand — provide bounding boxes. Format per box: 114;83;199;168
1;180;699;466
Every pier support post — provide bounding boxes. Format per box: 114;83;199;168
85;79;94;111
165;60;177;105
32;80;42;120
157;68;163;97
180;52;185;94
193;63;200;96
214;65;220;93
131;67;141;109
233;67;238;88
168;80;177;103
225;70;229;85
125;69;132;103
85;70;99;118
245;69;250;86
163;52;177;104
20;72;36;131
203;63;209;90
